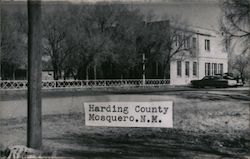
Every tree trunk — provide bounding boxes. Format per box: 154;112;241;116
94;64;97;80
12;66;15;80
163;61;170;79
156;62;158;77
86;65;89;80
240;72;245;84
27;0;42;149
85;65;90;87
110;63;112;78
59;69;62;80
53;63;58;80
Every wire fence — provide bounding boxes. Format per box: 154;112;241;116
0;79;170;90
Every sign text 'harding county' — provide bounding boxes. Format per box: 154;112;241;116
84;101;173;128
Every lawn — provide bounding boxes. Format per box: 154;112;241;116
0;89;249;158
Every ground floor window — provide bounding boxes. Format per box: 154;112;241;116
212;63;217;75
193;62;197;76
185;61;190;76
218;63;223;74
205;63;211;76
205;62;223;76
177;61;182;76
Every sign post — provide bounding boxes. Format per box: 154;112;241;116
27;0;42;149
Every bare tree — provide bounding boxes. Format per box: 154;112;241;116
43;6;72;80
1;7;27;80
220;0;250;54
220;0;250;88
136;15;193;79
233;53;249;83
74;3;140;80
46;3;193;80
160;17;194;79
110;5;142;79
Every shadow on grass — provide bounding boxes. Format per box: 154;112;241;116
47;128;250;158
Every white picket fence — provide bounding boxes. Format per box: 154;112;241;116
0;79;170;90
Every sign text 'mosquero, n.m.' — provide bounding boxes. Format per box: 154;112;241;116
84;101;173;128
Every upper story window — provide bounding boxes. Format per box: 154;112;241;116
205;39;210;51
184;37;190;49
225;38;231;52
192;37;196;49
178;35;183;47
175;35;182;47
175;35;179;46
177;61;182;76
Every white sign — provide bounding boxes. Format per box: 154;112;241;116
84;101;173;128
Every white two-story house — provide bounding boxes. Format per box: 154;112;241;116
170;27;228;85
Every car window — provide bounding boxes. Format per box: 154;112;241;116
202;76;211;80
223;76;234;80
203;76;222;80
202;76;208;80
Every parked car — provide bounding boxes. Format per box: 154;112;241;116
219;73;244;86
191;75;238;88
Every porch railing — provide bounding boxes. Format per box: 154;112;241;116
0;79;170;90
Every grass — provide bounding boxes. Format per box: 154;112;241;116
0;89;250;158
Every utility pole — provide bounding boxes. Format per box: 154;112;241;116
0;0;2;80
27;0;42;149
142;53;146;86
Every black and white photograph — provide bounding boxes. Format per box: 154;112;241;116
0;0;250;158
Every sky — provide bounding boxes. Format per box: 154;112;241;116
68;0;222;30
5;0;222;30
137;1;222;30
73;0;222;30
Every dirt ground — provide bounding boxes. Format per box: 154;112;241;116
0;88;250;158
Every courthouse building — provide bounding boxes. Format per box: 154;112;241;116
170;26;228;85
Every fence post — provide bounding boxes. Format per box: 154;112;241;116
142;53;146;86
